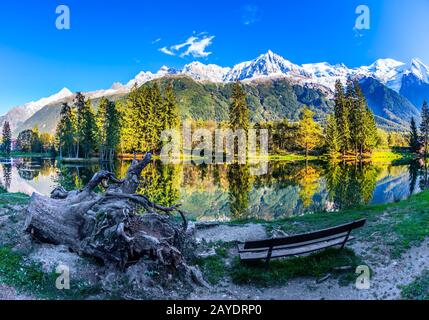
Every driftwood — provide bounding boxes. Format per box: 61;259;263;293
24;153;206;287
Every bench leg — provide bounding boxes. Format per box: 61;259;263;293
341;230;352;250
265;246;273;270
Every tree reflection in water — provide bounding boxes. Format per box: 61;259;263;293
2;157;429;221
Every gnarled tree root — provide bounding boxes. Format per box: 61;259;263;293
24;152;207;289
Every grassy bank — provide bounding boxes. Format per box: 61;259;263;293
0;152;54;158
233;189;429;259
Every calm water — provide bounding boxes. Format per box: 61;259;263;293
1;157;428;221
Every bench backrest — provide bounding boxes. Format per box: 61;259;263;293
244;219;366;250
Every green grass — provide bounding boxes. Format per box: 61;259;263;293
0;247;102;300
196;242;365;287
0;152;53;158
230;248;363;287
0;191;30;206
230;190;429;259
196;247;229;285
401;270;429;300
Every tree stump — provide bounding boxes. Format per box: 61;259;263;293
24;153;207;288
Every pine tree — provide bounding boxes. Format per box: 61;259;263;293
78;100;96;158
325;114;340;157
409;117;421;153
120;84;141;153
74;92;86;158
56;102;76;158
162;81;180;130
97;97;121;161
352;82;367;157
229;82;249;131
2;121;12;156
420;100;429;156
363;107;378;153
297;107;323;158
334;80;350;157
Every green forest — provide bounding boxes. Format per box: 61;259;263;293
1;80;429;161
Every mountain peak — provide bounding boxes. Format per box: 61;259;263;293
408;58;429;83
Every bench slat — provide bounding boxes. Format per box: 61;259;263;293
239;236;355;261
238;232;350;253
243;219;366;250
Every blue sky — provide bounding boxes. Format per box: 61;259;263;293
1;0;429;113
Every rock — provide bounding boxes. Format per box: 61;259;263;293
197;248;217;259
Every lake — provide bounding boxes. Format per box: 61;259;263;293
1;157;428;222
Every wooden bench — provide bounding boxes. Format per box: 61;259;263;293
238;219;366;268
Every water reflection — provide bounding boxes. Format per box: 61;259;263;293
1;157;429;221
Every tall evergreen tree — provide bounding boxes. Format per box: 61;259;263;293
57;102;77;158
351;82;367;157
229;82;250;132
409;117;421;153
162;81;180;130
96;97;120;161
334;80;350;157
74;92;86;158
325;114;340;157
363;107;378;153
1;121;12;156
420;100;429;156
120;84;141;153
79;99;97;158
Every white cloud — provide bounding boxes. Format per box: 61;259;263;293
159;33;215;58
159;47;176;56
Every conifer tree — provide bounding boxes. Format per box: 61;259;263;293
409;117;421;153
1;121;12;156
162;81;180;130
56;102;76;158
420;100;429;156
229;82;249;131
334;80;350;157
325;114;340;157
79;99;96;158
121;84;141;153
74;92;86;158
97;97;121;161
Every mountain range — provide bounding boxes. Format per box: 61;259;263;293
2;50;429;137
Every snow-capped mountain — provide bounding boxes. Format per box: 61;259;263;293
0;88;73;131
122;50;429;94
182;62;230;82
223;50;309;82
5;50;429;136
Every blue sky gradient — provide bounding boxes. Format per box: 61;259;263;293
1;0;429;112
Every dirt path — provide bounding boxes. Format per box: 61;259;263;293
0;284;34;300
193;225;429;300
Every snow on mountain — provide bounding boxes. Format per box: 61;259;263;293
182;62;230;82
6;51;429;131
0;88;73;131
356;59;407;92
407;58;429;83
224;50;308;82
